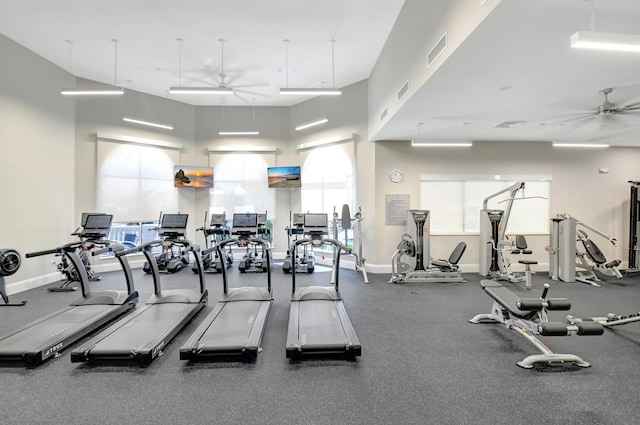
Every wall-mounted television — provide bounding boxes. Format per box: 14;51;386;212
174;166;214;188
267;166;301;188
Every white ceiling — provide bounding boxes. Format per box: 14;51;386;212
0;0;404;106
2;0;640;146
376;0;640;146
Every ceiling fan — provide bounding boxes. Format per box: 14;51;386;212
593;87;640;115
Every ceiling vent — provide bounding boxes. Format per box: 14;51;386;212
380;107;388;121
495;120;526;128
398;81;409;100
481;0;488;6
427;32;447;68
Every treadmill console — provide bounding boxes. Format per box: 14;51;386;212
232;213;258;236
79;214;113;239
303;213;329;237
210;213;227;227
158;213;188;238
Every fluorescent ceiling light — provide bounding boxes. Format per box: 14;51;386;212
123;117;173;130
61;87;124;95
570;31;640;53
280;88;341;96
552;142;609;148
169;86;234;94
218;130;260;136
295;118;328;131
411;140;473;147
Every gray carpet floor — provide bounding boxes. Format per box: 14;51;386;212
1;261;639;425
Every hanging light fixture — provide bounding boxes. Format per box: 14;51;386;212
280;39;342;96
61;39;124;95
122;82;173;130
410;122;473;147
169;38;234;95
218;101;260;135
570;0;640;53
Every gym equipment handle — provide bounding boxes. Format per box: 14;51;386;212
26;248;61;258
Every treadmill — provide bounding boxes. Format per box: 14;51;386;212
285;213;362;359
180;232;273;360
70;213;208;363
0;214;139;364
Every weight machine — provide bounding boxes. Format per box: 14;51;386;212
547;213;622;286
627;181;640;272
479;181;539;284
331;205;369;284
192;212;233;274
388;209;466;284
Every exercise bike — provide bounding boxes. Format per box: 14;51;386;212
49;213;113;292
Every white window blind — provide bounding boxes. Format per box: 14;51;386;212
96;140;179;222
208;151;276;217
420;176;551;234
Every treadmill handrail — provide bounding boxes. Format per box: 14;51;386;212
291;237;350;292
217;237;271;294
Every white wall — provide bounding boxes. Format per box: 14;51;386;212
367;0;500;140
0;34;76;290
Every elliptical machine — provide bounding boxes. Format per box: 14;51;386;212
231;213;269;273
192;212;233;274
282;212;316;274
143;213;191;274
331;205;369;283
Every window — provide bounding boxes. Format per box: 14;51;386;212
96;139;179;221
208;151;275;218
420;176;551;234
300;142;355;245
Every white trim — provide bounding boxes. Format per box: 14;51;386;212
96;132;183;149
420;174;552;182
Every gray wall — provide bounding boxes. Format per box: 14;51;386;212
0;34;76;289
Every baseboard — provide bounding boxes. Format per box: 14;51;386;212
6;272;59;295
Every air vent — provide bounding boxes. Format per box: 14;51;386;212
427;32;447;68
495;120;526;128
481;0;488;6
398;81;409;100
380;108;388;121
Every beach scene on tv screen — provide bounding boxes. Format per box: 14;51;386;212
268;166;300;188
174;166;214;188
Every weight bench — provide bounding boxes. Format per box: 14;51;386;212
469;280;603;369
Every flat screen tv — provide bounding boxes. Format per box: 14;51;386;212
174;165;214;188
267;166;301;188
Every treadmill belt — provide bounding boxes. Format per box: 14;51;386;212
80;303;195;355
297;300;347;349
0;304;122;354
197;300;266;350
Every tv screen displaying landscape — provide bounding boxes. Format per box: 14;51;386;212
174;165;214;188
267;166;301;188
